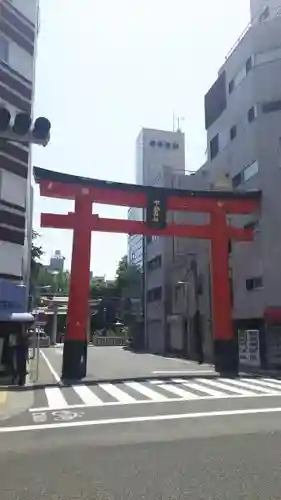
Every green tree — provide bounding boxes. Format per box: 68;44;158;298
115;256;142;326
36;267;70;295
30;230;44;292
115;255;141;298
90;279;117;299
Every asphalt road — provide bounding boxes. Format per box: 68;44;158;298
39;345;215;384
1;406;281;499
2;347;281;498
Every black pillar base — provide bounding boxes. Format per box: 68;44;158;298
62;340;88;381
214;339;239;375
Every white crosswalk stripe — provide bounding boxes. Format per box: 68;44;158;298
98;383;136;403
124;381;167;402
172;378;226;397
32;376;281;412
72;385;104;406
45;387;68;409
196;378;256;396
220;378;280;394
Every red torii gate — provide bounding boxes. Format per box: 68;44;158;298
34;167;261;379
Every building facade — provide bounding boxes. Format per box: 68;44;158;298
168;0;281;366
128;127;186;352
0;0;38;288
48;250;65;273
131;1;281;366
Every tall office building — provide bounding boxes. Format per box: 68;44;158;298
128;127;185;351
0;0;39;284
167;0;281;367
49;250;65;273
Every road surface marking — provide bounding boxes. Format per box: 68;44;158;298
98;383;136;403
72;385;104;406
152;370;215;375
124;381;168;402
45;387;68;409
30;391;281;413
157;383;199;399
0;391;7;404
267;378;281;385
197;378;255;396
40;349;61;384
173;378;226;397
29;376;281;412
220;378;281;395
240;378;281;391
5;406;281;433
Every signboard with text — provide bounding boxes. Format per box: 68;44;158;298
146;191;167;230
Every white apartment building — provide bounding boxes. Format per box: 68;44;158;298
0;0;38;288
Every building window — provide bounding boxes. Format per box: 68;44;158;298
0;36;9;63
165;141;171;149
248;106;256;123
210;134;219;160
232;171;243;187
262;100;281;114
230;125;237;141
232;160;259;187
150;140;156;147
147;255;162;271
228;79;234;94
243;160;259;181
147;286;162;302
259;6;270;23
244;220;258;230
246;277;263;291
255;46;281;66
157;141;163;147
172;142;179;149
246;56;253;74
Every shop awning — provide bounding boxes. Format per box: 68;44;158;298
0;312;34;323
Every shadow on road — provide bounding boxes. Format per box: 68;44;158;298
2;370;281;393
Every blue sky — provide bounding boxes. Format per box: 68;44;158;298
32;0;250;278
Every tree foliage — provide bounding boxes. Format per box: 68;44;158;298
30;231;70;298
36;267;70;295
30;230;44;294
115;255;141;298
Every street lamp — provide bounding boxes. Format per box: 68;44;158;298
177;280;193;357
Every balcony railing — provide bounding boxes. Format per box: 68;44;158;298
224;4;281;64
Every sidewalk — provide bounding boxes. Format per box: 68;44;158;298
0;383;34;421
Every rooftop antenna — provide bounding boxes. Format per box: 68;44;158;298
177;116;185;132
172;112;175;132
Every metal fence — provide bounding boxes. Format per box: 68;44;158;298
92;336;126;347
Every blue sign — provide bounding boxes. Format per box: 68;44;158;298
0;279;26;315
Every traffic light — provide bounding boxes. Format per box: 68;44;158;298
0;107;51;146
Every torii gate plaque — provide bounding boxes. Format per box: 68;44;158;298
34;167;260;379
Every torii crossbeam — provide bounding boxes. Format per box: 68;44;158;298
34;167;261;379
